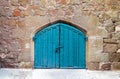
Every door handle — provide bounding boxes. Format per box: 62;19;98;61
55;47;59;53
55;46;63;53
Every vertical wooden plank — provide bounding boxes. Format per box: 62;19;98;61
34;31;43;68
51;28;55;68
46;30;49;68
65;27;69;67
52;26;56;68
79;36;83;68
34;37;38;68
76;34;79;67
42;30;46;68
74;32;77;67
60;24;64;68
55;24;60;68
59;25;63;68
60;23;72;68
40;31;44;68
77;34;86;68
48;28;52;68
38;34;41;68
69;30;73;67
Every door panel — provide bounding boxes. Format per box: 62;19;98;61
34;24;60;68
60;23;86;68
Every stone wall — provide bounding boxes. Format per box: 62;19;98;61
0;0;120;70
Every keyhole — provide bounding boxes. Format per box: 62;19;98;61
55;48;59;53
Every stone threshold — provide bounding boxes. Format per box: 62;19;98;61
0;69;120;79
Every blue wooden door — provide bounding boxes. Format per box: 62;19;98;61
34;23;86;69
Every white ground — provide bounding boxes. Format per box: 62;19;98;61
0;69;120;79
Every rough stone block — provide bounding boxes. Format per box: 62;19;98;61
23;10;29;16
111;17;119;23
34;9;41;15
18;49;31;62
112;32;120;39
88;37;109;62
112;62;120;70
25;16;49;30
106;11;118;18
19;0;29;6
0;6;11;16
100;62;111;70
0;0;10;6
7;41;21;52
88;52;109;62
101;13;111;21
55;0;67;4
96;28;108;37
118;43;120;48
87;62;99;70
117;49;120;53
4;19;16;26
47;9;57;16
109;53;120;62
65;6;74;16
105;26;115;32
18;62;32;68
71;0;80;4
17;20;25;28
13;9;21;17
0;62;16;68
109;0;120;10
115;25;120;32
100;53;110;62
103;38;118;44
7;51;19;57
11;0;19;6
115;21;120;26
103;43;118;53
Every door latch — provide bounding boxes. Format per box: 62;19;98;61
55;46;63;53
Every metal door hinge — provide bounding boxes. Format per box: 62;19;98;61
32;36;36;41
85;37;88;41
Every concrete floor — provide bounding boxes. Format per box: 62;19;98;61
0;69;120;79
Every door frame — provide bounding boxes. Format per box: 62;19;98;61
31;20;88;69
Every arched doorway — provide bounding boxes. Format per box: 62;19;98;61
33;22;87;69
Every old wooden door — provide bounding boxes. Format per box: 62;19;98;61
34;23;86;69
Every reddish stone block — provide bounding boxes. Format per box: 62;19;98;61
55;0;67;4
19;0;29;6
13;10;21;17
17;21;25;28
65;8;74;16
47;9;57;16
28;5;40;10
